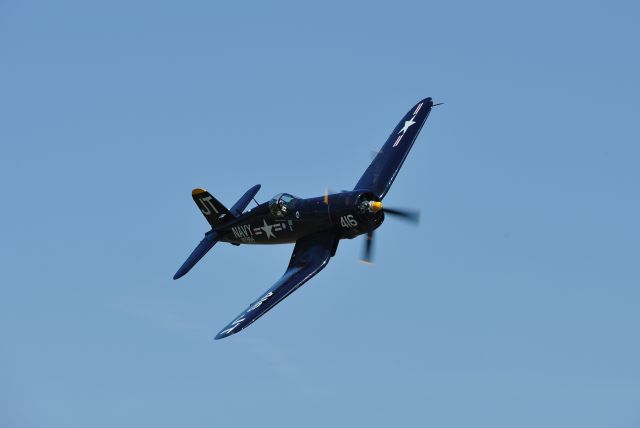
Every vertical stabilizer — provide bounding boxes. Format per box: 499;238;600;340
192;189;232;227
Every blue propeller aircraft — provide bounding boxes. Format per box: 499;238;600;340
174;97;439;339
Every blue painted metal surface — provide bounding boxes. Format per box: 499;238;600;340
174;98;437;338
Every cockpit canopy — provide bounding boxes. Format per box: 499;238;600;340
269;193;298;218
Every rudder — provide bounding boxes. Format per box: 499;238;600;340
192;188;232;227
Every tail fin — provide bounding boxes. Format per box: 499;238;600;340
192;188;232;227
175;185;262;280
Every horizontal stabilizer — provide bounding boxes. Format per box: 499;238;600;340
173;230;218;280
230;184;261;216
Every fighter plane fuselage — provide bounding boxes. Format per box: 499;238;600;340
216;192;385;245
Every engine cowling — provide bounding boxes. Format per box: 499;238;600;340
327;191;384;239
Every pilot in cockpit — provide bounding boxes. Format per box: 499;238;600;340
269;193;297;218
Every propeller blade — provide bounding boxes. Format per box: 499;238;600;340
323;187;342;204
360;231;375;264
383;207;420;224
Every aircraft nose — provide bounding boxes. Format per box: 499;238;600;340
370;201;383;212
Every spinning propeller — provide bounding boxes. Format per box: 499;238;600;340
323;189;419;264
360;200;420;264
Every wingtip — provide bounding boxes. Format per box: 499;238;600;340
422;97;443;107
173;267;188;280
214;331;232;340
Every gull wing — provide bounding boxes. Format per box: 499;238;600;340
353;97;434;199
215;230;339;340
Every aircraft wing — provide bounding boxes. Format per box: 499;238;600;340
353;97;434;199
215;230;338;340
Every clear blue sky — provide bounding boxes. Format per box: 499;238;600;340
1;1;639;426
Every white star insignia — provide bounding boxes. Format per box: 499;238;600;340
220;317;245;335
399;116;417;134
260;219;276;239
